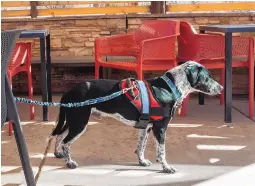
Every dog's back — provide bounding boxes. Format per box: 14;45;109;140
50;79;129;136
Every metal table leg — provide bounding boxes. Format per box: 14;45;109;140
199;30;205;105
40;37;48;121
46;34;52;102
198;93;204;105
225;32;233;123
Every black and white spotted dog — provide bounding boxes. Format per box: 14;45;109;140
50;61;223;173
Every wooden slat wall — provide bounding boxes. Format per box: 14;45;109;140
1;1;146;18
1;1;255;19
167;2;255;12
37;6;148;17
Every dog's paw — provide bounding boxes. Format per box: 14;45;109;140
163;166;177;174
66;160;78;169
54;151;64;158
139;159;152;167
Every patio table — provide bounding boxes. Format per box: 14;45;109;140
19;30;52;121
199;24;255;123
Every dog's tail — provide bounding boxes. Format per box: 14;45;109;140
50;105;67;137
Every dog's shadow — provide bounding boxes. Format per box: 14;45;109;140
115;168;164;174
110;162;166;174
54;162;165;174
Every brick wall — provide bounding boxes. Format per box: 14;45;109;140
2;15;127;57
2;13;254;95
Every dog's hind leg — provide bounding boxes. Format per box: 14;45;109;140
135;125;152;167
61;123;88;169
152;124;177;174
54;128;68;158
60;108;91;169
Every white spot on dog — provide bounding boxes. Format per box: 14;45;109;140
91;108;137;126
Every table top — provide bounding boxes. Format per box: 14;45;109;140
19;29;50;38
199;24;255;33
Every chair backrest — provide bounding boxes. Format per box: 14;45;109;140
177;21;200;61
180;21;197;34
9;42;31;70
232;36;252;57
134;20;180;44
1;30;22;125
178;21;197;44
178;21;252;59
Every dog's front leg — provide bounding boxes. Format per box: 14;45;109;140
153;126;177;174
155;138;160;162
135;126;152;166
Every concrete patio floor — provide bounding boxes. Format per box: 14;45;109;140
1;95;255;186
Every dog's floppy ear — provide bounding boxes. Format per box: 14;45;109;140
185;64;202;86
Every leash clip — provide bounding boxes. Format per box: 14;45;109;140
123;85;137;94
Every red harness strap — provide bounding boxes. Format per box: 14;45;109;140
144;81;163;121
121;79;163;121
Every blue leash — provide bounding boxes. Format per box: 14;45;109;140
14;87;134;108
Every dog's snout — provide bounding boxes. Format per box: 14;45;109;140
213;84;223;94
218;84;223;92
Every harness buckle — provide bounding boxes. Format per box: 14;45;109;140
134;114;150;129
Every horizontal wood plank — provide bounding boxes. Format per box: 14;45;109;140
37;1;134;6
1;10;30;17
167;2;255;12
37;6;149;16
1;1;30;7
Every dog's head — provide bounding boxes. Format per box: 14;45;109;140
183;61;223;96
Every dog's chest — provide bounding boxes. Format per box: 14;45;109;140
120;78;163;121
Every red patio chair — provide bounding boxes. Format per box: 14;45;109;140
95;20;180;80
177;21;254;118
8;42;34;136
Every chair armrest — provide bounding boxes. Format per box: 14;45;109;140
95;33;140;62
140;35;178;61
200;32;223;36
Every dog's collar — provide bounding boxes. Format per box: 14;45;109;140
161;74;182;101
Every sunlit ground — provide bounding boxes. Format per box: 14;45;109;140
1;95;255;185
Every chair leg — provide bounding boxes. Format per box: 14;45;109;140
5;76;36;186
249;68;254;118
220;68;225;105
95;64;100;79
8;122;13;136
181;94;190;117
137;71;143;80
27;71;35;120
248;43;254;118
